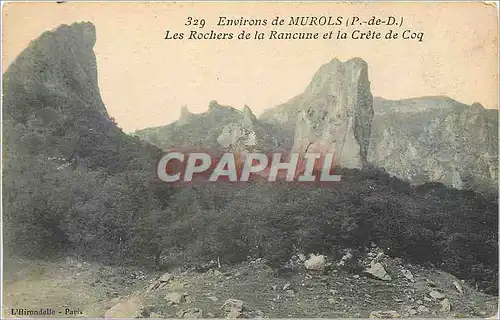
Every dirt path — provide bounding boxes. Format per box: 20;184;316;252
2;258;148;318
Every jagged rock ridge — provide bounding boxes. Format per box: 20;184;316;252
369;97;498;194
134;101;283;152
133;56;496;192
134;101;242;151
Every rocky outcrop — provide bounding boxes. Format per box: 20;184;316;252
136;56;497;193
260;60;497;193
3;22;109;121
134;101;243;151
178;105;194;126
135;102;282;153
217;105;280;152
262;58;374;168
368;97;498;194
3;22;162;175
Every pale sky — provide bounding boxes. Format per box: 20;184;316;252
2;2;498;132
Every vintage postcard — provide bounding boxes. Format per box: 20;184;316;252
1;1;498;319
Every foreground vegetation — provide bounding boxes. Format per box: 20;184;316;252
3;134;498;294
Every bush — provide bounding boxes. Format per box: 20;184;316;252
162;173;497;292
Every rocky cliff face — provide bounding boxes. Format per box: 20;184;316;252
261;58;374;168
368;97;498;194
259;60;497;193
217;105;280;152
3;22;108;123
294;58;373;168
3;22;161;174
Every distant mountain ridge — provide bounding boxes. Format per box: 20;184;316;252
369;96;498;194
136;59;498;194
134;100;287;152
134;100;242;151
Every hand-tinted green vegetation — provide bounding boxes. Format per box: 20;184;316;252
2;23;497;300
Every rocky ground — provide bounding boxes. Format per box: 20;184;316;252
3;247;498;319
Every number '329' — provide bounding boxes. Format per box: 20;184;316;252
185;17;206;28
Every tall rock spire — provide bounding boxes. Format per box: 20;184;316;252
3;22;109;121
292;58;374;168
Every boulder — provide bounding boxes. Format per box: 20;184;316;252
304;254;326;273
221;299;244;318
146;272;174;292
364;263;392;281
212;269;223;277
429;290;446;300
337;250;354;267
452;280;464;295
164;292;185;305
440;298;451;313
149;312;163;318
401;269;414;281
406;307;417;316
426;279;437;287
